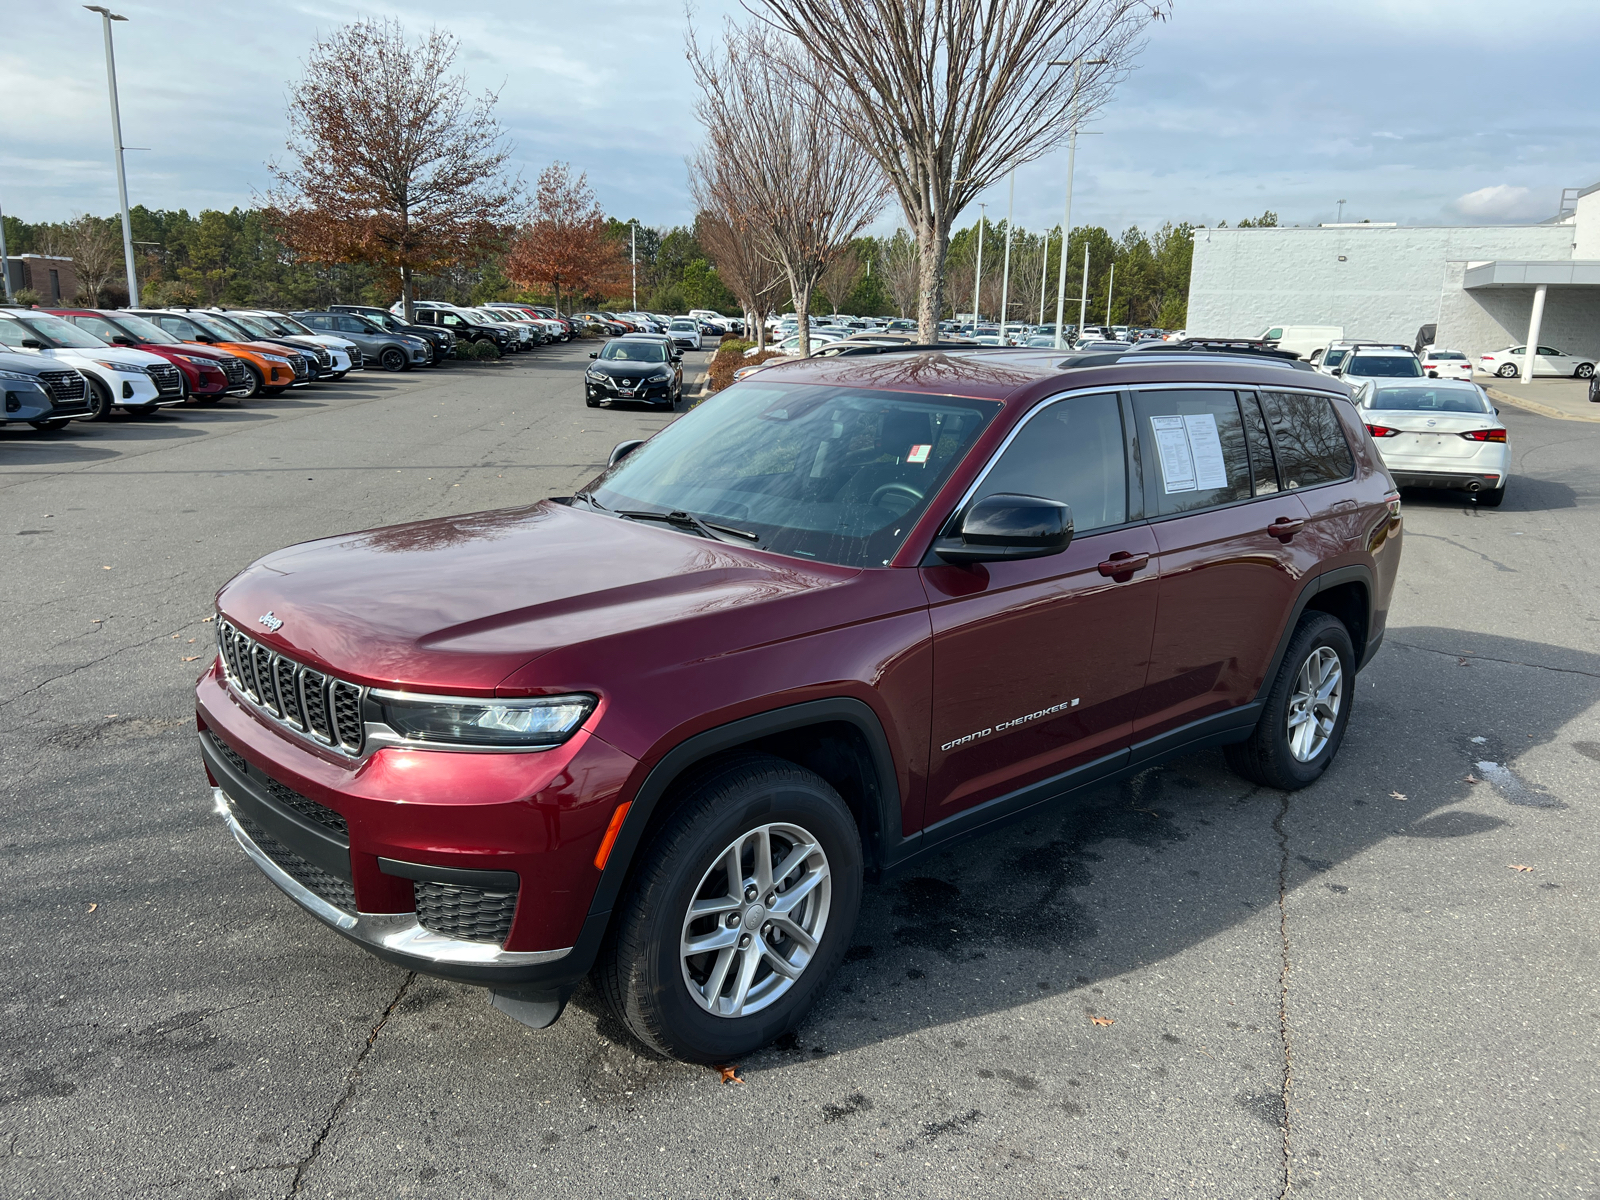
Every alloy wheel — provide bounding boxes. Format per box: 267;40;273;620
679;822;831;1019
1286;646;1342;762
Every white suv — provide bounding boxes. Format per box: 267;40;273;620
0;309;182;419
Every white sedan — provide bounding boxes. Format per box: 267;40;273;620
1476;344;1595;380
666;318;703;351
1419;348;1474;381
1356;379;1510;507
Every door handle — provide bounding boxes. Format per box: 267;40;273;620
1268;517;1306;541
1097;551;1150;579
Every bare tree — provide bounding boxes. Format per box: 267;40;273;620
60;214;121;304
751;0;1166;341
264;17;525;321
687;20;887;357
694;207;785;352
880;228;921;317
819;243;860;314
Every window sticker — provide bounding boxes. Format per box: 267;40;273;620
907;443;932;464
1150;413;1228;493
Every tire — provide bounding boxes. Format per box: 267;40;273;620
1476;486;1505;507
195;395;222;407
379;347;407;372
1224;612;1355;791
127;404;163;418
85;378;115;421
28;418;71;430
1496;363;1518;378
1576;363;1595;380
598;753;862;1063
329;371;348;382
242;365;266;398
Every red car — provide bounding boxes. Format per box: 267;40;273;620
47;308;252;403
197;345;1402;1061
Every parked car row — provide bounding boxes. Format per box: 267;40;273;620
0;298;470;432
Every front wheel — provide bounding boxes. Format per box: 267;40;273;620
1496;362;1519;378
86;379;115;421
1224;612;1354;791
1576;363;1595;380
598;754;862;1062
380;348;407;372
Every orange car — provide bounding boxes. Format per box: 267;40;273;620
127;308;308;397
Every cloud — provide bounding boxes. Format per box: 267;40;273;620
1452;185;1547;221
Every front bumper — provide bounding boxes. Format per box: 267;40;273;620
3;381;90;422
585;373;674;403
196;664;635;992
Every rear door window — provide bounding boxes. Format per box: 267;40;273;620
1132;390;1253;517
1259;391;1354;489
975;393;1128;533
1239;392;1279;495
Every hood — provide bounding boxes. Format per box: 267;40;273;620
140;342;234;361
49;345;167;367
217;500;858;695
0;350;68;376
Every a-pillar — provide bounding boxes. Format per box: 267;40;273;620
1521;283;1548;385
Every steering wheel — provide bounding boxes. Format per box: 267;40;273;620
869;481;925;510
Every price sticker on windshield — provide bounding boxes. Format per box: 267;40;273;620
907;444;932;464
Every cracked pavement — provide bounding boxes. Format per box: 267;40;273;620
2;350;1597;1198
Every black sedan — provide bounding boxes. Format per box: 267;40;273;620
584;338;682;409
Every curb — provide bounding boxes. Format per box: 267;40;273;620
1484;385;1600;424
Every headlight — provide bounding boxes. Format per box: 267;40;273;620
586;369;606;380
93;359;152;375
372;691;596;748
0;368;40;383
174;354;216;366
260;354;291;365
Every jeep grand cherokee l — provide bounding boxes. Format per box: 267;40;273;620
197;345;1401;1062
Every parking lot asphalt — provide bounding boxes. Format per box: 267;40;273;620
2;345;1597;1200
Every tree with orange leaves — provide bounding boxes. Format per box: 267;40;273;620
503;163;627;314
264;18;525;321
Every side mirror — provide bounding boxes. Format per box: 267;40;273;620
934;494;1073;564
112;336;135;346
197;336;214;343
1330;367;1342;376
589;351;599;359
608;439;646;467
20;338;43;349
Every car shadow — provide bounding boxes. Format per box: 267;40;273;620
564;626;1598;1062
1398;480;1580;513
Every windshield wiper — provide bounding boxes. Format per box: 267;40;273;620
614;508;760;546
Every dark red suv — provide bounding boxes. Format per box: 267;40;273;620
196;345;1402;1061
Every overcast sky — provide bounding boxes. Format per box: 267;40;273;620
5;0;1597;239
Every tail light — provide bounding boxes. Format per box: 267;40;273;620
1460;428;1507;442
1365;423;1401;437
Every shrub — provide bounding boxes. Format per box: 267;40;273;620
717;336;754;355
708;349;784;394
10;287;41;307
457;338;500;361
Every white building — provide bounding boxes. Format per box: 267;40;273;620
1187;184;1600;375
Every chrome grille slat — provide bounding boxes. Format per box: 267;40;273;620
216;619;363;756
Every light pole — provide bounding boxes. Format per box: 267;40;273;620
1079;248;1089;342
1105;261;1115;328
0;201;12;301
85;6;139;307
998;169;1015;342
1336;199;1347;223
1038;227;1050;326
970;203;987;325
1048;58;1107;349
629;219;638;311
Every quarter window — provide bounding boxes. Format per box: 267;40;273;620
973;393;1128;533
1133;390;1252;517
1259;392;1354;489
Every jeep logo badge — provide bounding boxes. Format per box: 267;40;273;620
258;611;283;632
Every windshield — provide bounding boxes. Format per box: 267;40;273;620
183;313;247;341
228;314;280;338
104;312;177;344
2;314;108;349
268;313;316;335
584;382;1000;568
1365;386;1491;414
670;320;696;330
64;312;175;345
1347;354;1423;378
362;312;402;331
599;341;667;363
